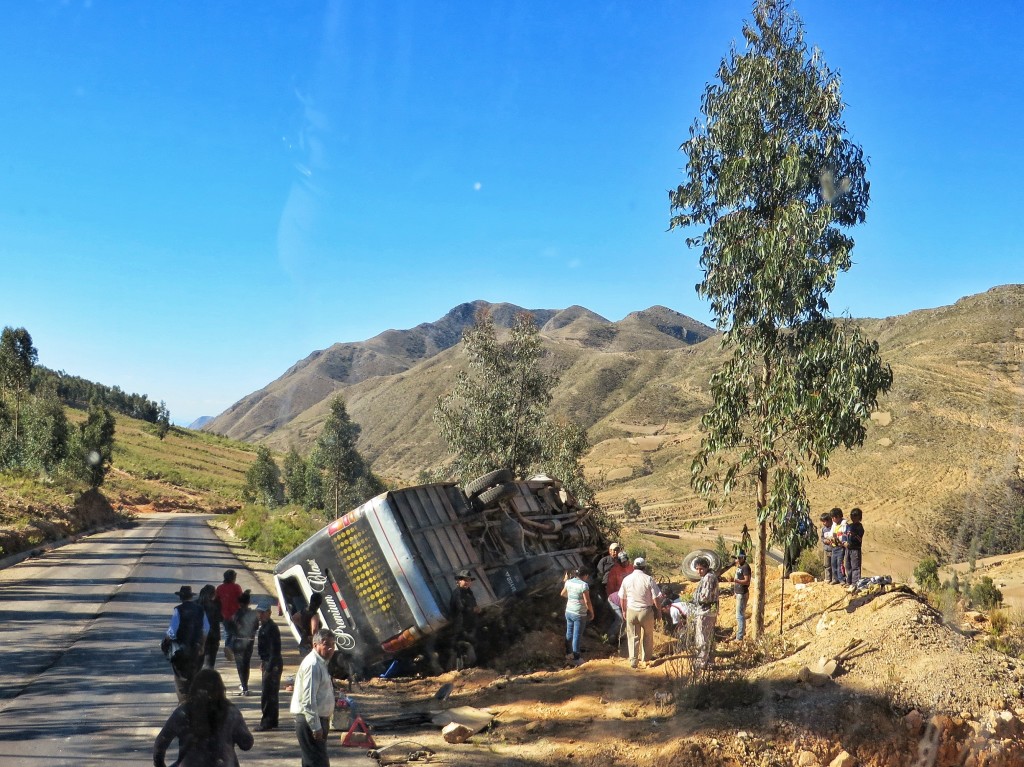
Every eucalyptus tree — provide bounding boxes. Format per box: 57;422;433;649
435;310;555;482
434;309;595;505
669;0;892;638
0;326;38;452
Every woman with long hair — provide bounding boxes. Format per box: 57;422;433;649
198;585;222;670
153;668;254;767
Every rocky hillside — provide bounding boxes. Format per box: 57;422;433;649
204;300;715;444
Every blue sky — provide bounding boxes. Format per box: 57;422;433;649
1;1;1021;425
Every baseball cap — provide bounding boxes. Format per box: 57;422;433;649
633;557;645;568
609;542;621;550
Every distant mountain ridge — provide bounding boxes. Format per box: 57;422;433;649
204;300;715;443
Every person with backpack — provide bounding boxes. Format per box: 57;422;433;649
163;585;210;702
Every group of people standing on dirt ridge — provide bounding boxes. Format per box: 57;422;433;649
156;569;339;767
820;507;865;587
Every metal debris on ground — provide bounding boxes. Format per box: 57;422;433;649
367;740;437;765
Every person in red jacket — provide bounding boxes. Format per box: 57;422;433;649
215;569;243;661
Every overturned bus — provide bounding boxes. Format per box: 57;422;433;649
273;471;602;673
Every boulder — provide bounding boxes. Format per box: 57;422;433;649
904;709;924;737
828;751;856;767
442;722;474;744
790;571;815;585
798;666;830;687
797;749;820;766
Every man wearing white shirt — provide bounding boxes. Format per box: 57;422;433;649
290;628;337;767
617;557;662;669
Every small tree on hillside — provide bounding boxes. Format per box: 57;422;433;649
244;445;282;507
669;0;892;639
282;446;308;506
310;395;382;517
72;405;116;488
155;401;171;440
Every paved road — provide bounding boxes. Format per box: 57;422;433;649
0;513;328;766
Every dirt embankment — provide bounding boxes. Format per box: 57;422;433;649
340;576;1024;767
0;489;133;560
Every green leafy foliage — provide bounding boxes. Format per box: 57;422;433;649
33;366;166;423
0;327;38;455
434;309;596;506
232;504;321;561
243;445;282;507
668;0;892;639
435;310;555;480
623;497;641;518
155;401;171;440
310;395;383;517
914;557;941;591
73;405;116;488
967;576;1003;610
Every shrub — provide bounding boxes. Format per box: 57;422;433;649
990;609;1010;636
795;545;824;579
968;576;1003;610
914;557;940;591
623;498;641;518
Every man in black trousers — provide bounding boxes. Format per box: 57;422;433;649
255;601;283;732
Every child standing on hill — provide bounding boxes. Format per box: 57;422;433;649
820;511;835;583
845;507;865;585
827;508;847;585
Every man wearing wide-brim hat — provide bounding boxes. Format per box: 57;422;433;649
164;585;210;702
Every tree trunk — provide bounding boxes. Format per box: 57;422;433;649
752;466;769;640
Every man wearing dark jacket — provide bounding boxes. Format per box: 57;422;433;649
447;570;479;668
164;585;209;702
256;602;283;731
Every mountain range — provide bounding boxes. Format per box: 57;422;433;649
204;287;1024;572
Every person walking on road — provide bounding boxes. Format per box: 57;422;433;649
256;601;283;732
163;585;209;702
216;570;244;662
617;557;662;669
198;584;221;670
153;667;253;767
232;590;259;696
290;628;338;767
